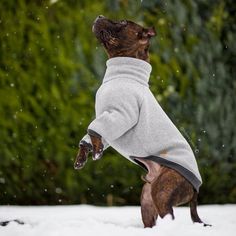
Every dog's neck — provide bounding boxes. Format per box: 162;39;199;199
103;57;152;86
107;46;150;62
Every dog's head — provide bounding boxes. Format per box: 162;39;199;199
92;16;156;61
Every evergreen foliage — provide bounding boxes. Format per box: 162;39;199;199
0;0;235;205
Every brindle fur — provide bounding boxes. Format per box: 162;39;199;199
75;16;210;228
150;167;194;220
74;142;91;170
141;182;158;228
92;16;156;62
89;135;104;160
74;135;103;169
136;157;210;227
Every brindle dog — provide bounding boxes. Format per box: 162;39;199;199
75;15;210;228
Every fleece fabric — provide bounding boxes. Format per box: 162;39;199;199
84;57;202;191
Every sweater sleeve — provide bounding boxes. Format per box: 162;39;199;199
88;85;140;142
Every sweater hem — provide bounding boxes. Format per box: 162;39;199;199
87;129;102;138
130;155;202;192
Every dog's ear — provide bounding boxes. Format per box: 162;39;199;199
139;27;156;45
143;27;156;38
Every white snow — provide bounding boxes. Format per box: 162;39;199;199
0;205;235;236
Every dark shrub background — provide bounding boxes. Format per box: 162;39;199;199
0;0;235;205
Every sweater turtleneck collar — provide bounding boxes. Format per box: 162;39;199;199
103;57;152;87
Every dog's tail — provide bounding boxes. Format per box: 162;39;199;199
190;191;211;227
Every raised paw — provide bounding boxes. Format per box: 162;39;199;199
74;142;92;170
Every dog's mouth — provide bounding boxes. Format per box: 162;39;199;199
99;30;112;42
92;15;106;34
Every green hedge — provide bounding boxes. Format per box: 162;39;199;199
0;0;235;205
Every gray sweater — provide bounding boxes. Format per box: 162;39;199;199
83;57;202;191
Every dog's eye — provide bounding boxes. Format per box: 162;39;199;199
120;20;127;25
136;31;142;38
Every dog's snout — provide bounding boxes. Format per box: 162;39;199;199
95;15;105;22
93;15;106;33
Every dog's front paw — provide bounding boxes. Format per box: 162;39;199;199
74;152;87;170
89;135;104;161
74;142;92;170
93;151;103;161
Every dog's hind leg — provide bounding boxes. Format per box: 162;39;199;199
190;191;212;227
151;167;195;220
150;168;179;220
141;182;158;228
151;188;175;220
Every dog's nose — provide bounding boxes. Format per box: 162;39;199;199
95;15;105;22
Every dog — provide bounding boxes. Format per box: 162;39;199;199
74;15;210;228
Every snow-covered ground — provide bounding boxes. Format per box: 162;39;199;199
0;205;235;236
